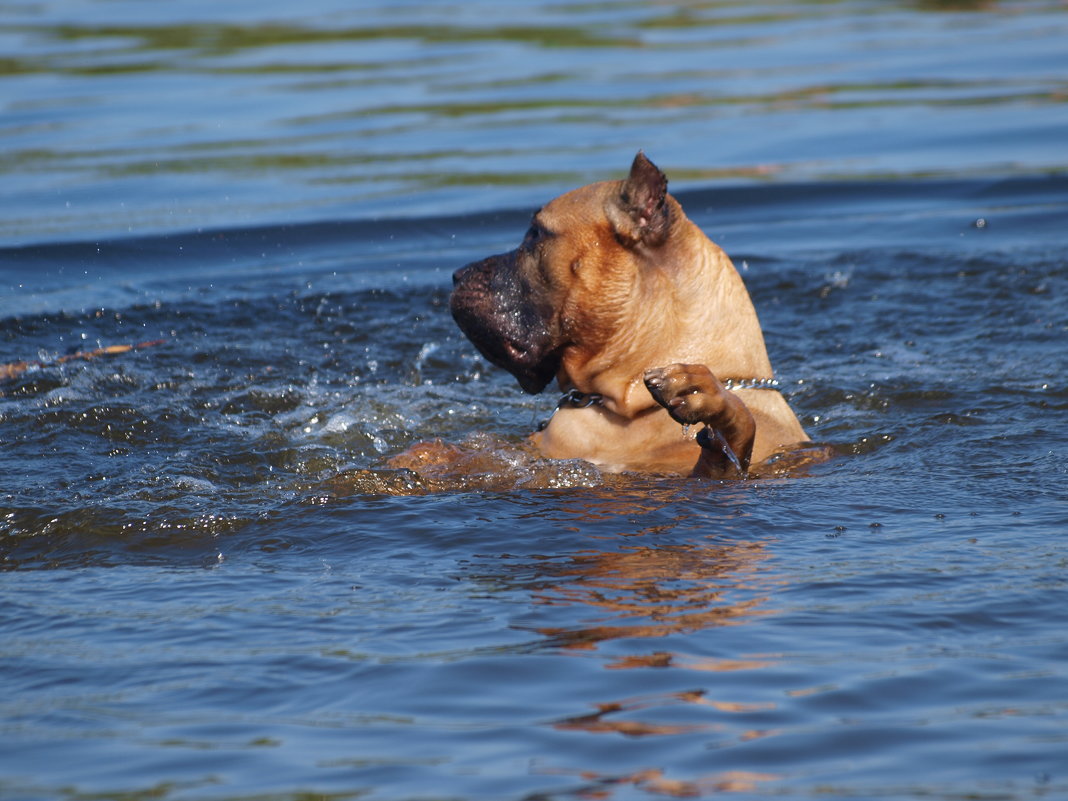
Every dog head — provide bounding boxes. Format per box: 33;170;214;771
450;151;676;394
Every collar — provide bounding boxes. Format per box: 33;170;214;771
536;389;604;431
721;377;781;391
536;377;781;431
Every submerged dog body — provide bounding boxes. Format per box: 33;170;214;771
449;152;810;478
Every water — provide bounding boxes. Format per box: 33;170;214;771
2;1;1068;799
4;0;1067;245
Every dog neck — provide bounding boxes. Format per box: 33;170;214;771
559;237;775;418
539;377;781;431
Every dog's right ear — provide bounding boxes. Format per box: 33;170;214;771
605;151;672;248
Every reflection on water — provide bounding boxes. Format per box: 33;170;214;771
530;532;782;766
553;691;717;738
536;763;781;797
529;538;773;650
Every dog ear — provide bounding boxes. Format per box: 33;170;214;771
606;151;671;248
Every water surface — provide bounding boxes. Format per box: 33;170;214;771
2;0;1066;243
2;2;1067;800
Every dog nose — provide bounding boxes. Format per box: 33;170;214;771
452;266;465;286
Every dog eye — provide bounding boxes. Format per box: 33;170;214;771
523;218;554;251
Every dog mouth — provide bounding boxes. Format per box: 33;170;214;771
450;258;561;395
501;339;561;394
454;314;561;395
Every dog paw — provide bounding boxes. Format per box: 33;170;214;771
643;363;728;426
645;363;757;477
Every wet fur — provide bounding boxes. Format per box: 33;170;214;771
448;152;814;478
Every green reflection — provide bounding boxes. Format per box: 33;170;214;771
50;21;638;53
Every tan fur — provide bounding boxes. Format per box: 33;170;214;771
523;181;807;474
443;152;816;479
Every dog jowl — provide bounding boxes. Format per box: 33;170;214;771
450;246;562;395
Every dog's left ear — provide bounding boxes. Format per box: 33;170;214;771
606;151;671;248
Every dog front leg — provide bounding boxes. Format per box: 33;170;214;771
643;364;756;478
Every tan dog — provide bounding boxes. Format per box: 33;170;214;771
449;152;813;478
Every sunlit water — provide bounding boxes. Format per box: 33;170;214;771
2;2;1068;800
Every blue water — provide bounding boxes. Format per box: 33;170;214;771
2;2;1068;800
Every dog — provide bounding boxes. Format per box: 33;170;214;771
447;152;814;479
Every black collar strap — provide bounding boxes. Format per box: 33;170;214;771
557;388;604;408
536;389;603;431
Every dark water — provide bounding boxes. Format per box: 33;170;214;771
2;2;1068;800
